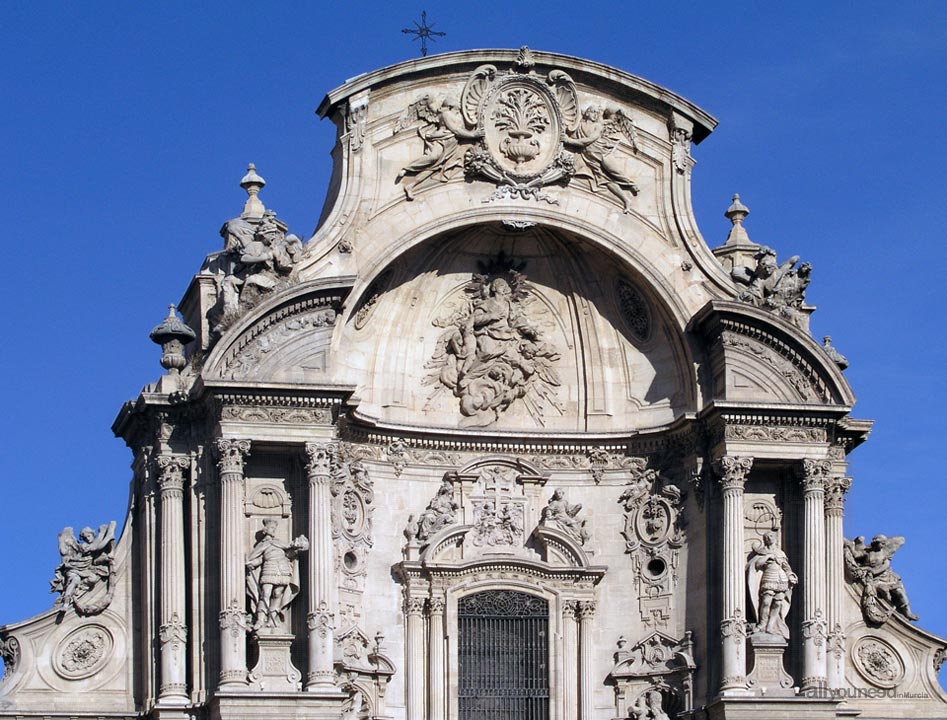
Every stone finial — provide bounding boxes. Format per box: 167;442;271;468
712;193;760;273
240;163;266;218
150;304;196;374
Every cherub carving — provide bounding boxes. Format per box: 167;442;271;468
395;95;483;199
746;531;797;638
540;489;590;545
51;521;117;614
844;534;918;622
565;105;640;212
731;246;811;327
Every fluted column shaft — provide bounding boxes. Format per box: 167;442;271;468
428;595;445;720
578;601;595;720
714;456;753;694
157;455;190;703
305;442;337;690
561;600;579;720
800;459;830;690
824;472;850;688
405;596;426;720
216;438;251;689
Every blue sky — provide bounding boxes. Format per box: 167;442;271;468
2;0;945;679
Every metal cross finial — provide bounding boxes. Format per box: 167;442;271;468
402;11;446;57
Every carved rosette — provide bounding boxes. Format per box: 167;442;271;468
851;636;905;689
54;625;113;680
216;438;251;476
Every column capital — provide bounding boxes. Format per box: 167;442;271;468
305;441;338;478
155;455;189;492
215;438;250;475
824;476;852;512
429;596;446;614
404;596;427;617
562;599;580;618
713;456;753;491
798;458;832;492
577;600;596;619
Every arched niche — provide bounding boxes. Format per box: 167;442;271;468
338;221;697;434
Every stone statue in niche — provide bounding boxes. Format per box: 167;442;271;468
395;95;484;199
426;269;562;427
50;521;117;615
731;246;811;327
246;518;310;630
214;209;303;330
844;534;919;623
416;479;460;542
540;489;590;545
746;531;797;638
630;688;670;720
564;105;639;213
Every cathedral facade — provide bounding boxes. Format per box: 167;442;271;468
1;48;944;720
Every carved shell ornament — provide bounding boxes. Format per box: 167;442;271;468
395;47;641;209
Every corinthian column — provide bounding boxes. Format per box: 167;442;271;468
713;456;753;694
578;601;596;720
305;442;337;691
156;455;190;704
216;438;251;689
824;475;851;689
561;600;578;720
799;459;830;691
428;595;445;720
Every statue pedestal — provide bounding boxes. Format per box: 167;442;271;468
747;632;794;697
248;632;303;692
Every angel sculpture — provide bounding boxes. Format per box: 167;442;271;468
746;531;798;638
844;534;918;622
50;521;117;614
731;247;811;327
541;490;590;545
395;95;483;199
565;105;640;213
246;518;309;630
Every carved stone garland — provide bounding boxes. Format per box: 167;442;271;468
618;459;685;627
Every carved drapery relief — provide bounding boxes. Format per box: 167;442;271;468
844;534;919;624
608;632;696;719
619;459;685;626
425;267;562;427
394;46;640;209
50;520;118;615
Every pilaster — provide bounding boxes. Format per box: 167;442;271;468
405;593;427;720
824;474;851;689
428;594;446;720
561;600;579;720
578;600;596;720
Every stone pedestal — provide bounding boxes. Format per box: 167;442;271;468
248;633;303;692
746;633;794;697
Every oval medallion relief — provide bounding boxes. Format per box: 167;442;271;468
55;625;113;680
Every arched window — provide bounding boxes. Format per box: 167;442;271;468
458;590;549;720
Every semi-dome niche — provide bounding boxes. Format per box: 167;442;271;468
338;222;695;433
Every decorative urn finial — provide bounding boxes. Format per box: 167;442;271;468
240;163;266;218
725;193;750;226
150;304;196;374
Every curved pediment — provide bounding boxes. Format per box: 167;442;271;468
690;300;855;408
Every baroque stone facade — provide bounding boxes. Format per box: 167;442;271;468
1;48;944;720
